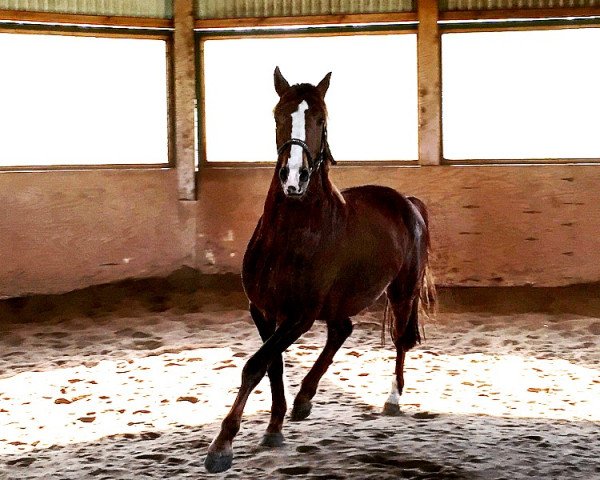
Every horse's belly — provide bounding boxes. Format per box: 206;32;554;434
318;264;395;319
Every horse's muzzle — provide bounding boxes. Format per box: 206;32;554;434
285;185;305;197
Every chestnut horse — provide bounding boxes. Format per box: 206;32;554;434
204;67;435;473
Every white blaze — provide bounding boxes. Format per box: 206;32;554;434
284;100;309;191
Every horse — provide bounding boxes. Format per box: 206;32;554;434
204;67;435;473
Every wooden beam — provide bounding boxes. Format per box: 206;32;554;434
194;12;418;30
173;0;197;200
417;0;442;166
439;7;600;22
440;21;600;33
0;9;172;29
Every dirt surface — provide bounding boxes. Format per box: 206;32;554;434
0;274;599;479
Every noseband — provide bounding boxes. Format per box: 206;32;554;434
277;126;329;176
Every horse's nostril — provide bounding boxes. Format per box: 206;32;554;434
287;185;297;195
299;168;309;183
279;166;289;182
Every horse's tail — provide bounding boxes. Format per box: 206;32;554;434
409;196;437;326
382;196;436;348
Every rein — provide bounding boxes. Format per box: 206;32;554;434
277;125;331;176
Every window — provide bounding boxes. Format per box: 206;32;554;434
0;33;169;167
201;34;417;162
442;28;600;161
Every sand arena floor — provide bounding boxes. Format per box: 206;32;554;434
0;281;599;479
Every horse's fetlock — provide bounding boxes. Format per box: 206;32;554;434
221;417;241;438
271;403;287;420
299;383;318;400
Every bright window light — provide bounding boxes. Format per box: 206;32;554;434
442;28;600;160
0;33;169;167
202;34;418;162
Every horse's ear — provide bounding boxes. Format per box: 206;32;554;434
316;72;332;97
274;66;290;97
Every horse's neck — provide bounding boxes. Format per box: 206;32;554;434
263;170;343;232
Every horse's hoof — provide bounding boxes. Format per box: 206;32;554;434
260;432;285;448
382;402;402;416
290;401;312;421
204;450;233;473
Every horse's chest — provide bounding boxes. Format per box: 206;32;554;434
243;238;324;311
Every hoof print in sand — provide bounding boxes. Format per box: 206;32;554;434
412;411;439;420
296;445;320;454
6;457;36;467
277;465;311;476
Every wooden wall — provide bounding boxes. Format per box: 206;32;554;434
196;164;600;288
0;169;195;298
1;163;599;298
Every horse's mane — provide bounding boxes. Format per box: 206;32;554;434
279;83;328;117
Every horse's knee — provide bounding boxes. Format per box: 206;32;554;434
268;355;284;378
296;320;315;338
242;354;268;387
330;317;353;343
339;317;353;338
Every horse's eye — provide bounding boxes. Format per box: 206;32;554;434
279;166;289;182
299;168;309;183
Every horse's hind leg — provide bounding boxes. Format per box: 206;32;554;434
249;304;287;447
291;317;353;421
383;277;420;416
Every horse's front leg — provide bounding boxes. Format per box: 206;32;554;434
249;304;287;448
204;318;313;474
291;317;353;421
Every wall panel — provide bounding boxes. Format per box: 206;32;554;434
196;165;600;288
196;0;415;19
0;0;173;18
0;169;194;298
1;163;599;298
440;0;600;11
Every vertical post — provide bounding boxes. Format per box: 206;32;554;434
174;0;197;200
417;0;442;166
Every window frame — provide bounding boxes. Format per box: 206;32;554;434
195;23;420;169
0;23;174;171
439;18;600;166
1;4;600;171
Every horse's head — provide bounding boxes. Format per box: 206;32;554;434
273;67;335;198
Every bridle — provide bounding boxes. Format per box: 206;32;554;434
277;124;330;177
